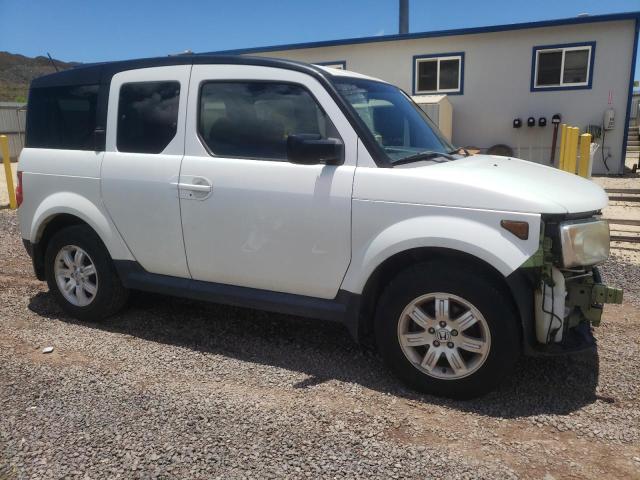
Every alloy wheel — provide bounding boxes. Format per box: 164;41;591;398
54;245;99;307
397;292;491;380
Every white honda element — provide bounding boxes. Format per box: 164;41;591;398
17;55;622;398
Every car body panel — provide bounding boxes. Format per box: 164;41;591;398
353;155;608;214
18;172;134;262
341;199;542;294
178;65;358;299
100;65;192;278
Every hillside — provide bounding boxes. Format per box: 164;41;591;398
0;52;76;102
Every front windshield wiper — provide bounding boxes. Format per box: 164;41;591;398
392;150;457;166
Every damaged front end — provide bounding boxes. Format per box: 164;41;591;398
520;214;623;354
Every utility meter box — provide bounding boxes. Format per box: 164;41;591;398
411;95;453;142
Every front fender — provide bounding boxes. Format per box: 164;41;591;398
341;201;541;294
30;191;134;262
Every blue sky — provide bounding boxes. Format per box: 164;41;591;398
1;0;638;80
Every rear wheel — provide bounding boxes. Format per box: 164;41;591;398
45;225;129;321
375;260;521;399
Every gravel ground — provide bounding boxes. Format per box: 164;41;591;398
1;209;640;479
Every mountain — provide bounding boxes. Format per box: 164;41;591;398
0;52;76;102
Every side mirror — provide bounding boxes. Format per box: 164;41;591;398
286;134;344;166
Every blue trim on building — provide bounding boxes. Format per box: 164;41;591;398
411;52;465;95
621;19;640;172
313;60;347;69
202;12;640;56
529;41;596;92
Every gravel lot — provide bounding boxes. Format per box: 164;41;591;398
1;208;639;479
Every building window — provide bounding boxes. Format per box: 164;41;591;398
531;42;595;91
314;61;346;70
117;81;180;154
413;53;464;95
198;81;341;161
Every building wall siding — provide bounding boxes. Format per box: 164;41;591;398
0;103;26;161
249;19;636;174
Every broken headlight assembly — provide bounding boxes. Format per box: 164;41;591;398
527;216;622;349
559;219;610;268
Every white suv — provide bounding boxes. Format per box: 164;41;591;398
17;56;622;398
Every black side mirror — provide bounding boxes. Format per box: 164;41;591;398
286;134;344;166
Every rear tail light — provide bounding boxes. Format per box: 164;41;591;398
16;171;23;207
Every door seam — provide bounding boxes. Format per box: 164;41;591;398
178;63;195;279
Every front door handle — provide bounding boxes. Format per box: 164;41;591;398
178;182;212;192
178;177;212;200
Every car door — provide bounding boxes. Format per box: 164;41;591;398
101;65;191;278
179;64;358;299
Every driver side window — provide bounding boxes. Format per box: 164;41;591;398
198;81;340;161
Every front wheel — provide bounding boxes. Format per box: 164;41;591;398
375;260;521;399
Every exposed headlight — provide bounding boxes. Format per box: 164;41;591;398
559;219;610;268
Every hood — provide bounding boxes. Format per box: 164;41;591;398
354;155;608;215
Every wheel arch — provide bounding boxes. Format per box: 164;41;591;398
349;247;533;350
28;194;134;280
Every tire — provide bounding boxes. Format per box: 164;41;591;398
374;260;521;399
44;225;129;322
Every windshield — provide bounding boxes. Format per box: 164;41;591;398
332;77;456;164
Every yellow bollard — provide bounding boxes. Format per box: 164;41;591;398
558;125;569;170
558;124;567;170
565;127;579;174
571;127;580;173
578;133;593;178
0;135;17;209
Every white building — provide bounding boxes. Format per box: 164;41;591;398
208;12;639;174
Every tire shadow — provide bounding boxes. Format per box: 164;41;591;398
27;289;600;418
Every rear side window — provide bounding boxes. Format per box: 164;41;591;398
25;84;99;150
117;81;180;154
198;81;339;160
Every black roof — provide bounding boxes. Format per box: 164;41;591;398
30;55;331;89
